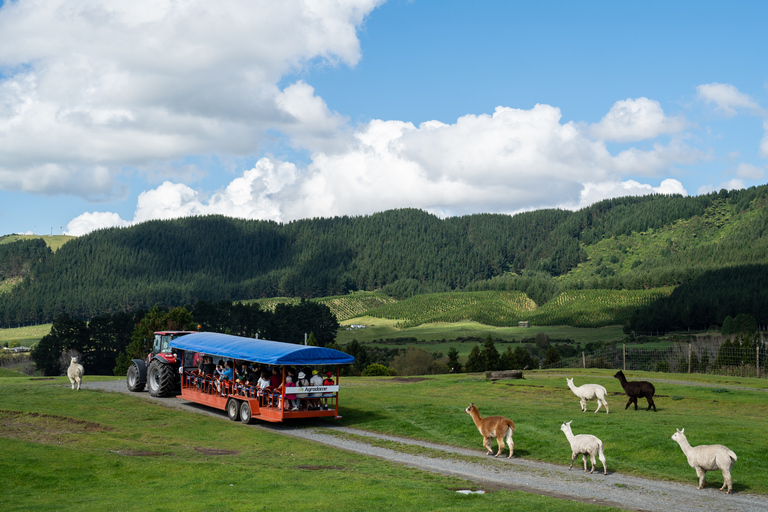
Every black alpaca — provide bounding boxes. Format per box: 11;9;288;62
613;370;656;411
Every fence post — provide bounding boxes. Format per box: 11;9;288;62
757;346;760;379
623;344;626;371
688;343;692;374
582;352;586;369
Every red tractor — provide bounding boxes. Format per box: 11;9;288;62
126;331;196;397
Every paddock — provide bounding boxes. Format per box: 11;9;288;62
171;332;354;423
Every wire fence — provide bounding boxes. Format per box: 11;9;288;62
545;339;766;379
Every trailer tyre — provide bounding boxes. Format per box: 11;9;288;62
148;361;177;397
227;398;240;421
126;364;145;392
240;401;252;424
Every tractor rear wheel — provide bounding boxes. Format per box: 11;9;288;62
226;398;240;421
126;363;145;392
240;401;252;424
148;361;177;397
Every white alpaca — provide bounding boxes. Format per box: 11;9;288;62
560;420;607;474
566;378;609;413
67;357;84;390
671;428;737;494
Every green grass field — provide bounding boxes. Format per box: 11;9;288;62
0;324;51;347
333;369;767;495
0;374;628;512
1;369;764;512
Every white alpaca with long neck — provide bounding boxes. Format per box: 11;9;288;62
671;428;737;494
464;403;515;458
560;420;607;474
67;357;84;390
566;378;609;413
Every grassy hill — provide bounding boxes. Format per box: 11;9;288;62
0;234;75;252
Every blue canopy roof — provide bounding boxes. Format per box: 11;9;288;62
170;332;354;366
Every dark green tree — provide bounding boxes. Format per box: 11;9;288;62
447;347;462;373
481;336;500;371
465;344;484;372
31;314;88;376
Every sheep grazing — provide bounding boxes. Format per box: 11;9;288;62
560;420;607;475
613;370;656;411
67;356;84;390
566;378;609;413
671;428;737;494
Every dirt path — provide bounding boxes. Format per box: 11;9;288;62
84;380;768;512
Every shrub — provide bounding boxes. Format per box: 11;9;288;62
362;363;390;376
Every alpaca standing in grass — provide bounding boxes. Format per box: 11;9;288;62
560;421;607;474
464;403;515;458
671;428;737;494
67;356;84;390
613;370;656;411
566;378;609;413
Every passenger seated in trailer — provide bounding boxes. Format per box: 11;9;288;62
269;368;281;388
276;375;298;410
322;371;335;409
216;360;234;395
257;371;271;392
296;371;310;410
309;370;324;410
195;356;216;392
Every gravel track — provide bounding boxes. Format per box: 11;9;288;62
83;379;768;512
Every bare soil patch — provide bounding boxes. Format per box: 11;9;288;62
297;465;346;470
389;377;429;383
111;449;171;457
0;409;112;444
195;447;239;456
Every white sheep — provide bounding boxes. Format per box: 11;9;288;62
566;378;609;413
67;356;84;390
560;420;607;474
671;428;737;494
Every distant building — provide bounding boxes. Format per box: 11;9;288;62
518;321;529;328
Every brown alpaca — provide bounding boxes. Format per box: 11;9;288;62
464;403;515;458
613;370;656;411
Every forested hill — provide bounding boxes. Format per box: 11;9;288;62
3;185;768;325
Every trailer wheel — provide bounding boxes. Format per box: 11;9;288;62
126;363;145;392
227;398;240;421
148;361;177;397
240;401;252;424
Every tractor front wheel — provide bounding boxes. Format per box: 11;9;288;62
126;363;145;392
226;398;240;421
148;361;177;397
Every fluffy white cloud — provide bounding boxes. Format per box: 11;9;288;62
697;179;746;196
696;83;764;116
67;101;703;234
66;211;130;236
590;97;686;142
566;179;688;210
0;0;382;195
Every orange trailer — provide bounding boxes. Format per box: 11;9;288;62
171;332;354;423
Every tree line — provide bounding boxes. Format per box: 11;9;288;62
6;185;768;331
31;299;339;376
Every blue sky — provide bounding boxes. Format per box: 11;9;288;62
1;0;767;236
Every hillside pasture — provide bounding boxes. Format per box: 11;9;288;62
361;291;537;328
528;288;675;328
0;234;74;252
247;291;397;321
0;323;51;347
